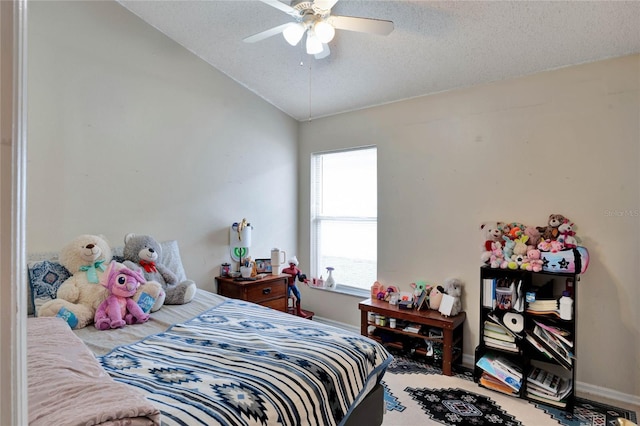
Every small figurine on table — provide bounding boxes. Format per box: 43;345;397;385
281;256;308;316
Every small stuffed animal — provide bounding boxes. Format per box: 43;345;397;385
94;261;150;330
536;214;567;241
507;253;526;270
480;222;504;264
501;235;515;261
410;281;428;298
428;285;444;310
513;235;530;256
524;248;544;272
123;233;196;305
502;222;526;240
443;278;463;316
557;221;578;249
538;239;565;253
488;241;507;269
524;226;541;249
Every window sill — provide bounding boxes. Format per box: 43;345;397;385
308;285;369;299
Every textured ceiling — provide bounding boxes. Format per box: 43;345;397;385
118;0;640;121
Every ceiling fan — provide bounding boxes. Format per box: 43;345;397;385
243;0;394;59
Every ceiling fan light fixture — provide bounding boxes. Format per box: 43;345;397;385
314;20;335;43
283;22;305;46
305;31;323;55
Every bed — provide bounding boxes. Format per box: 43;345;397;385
27;242;392;426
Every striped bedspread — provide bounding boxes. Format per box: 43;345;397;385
98;299;392;426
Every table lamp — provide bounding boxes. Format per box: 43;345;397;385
230;218;252;270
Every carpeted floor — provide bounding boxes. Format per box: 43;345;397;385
381;352;637;426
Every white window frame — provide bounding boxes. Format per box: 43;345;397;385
310;146;377;295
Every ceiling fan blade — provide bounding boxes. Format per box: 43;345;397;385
329;15;394;35
243;23;293;43
258;0;299;18
314;43;330;59
314;0;339;12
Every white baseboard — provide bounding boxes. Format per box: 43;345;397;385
315;315;360;334
577;381;640;407
315;316;640;409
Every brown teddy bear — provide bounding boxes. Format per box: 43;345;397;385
536;214;566;241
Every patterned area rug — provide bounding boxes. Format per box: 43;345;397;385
381;351;637;426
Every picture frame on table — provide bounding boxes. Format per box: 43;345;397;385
415;290;429;311
255;258;272;273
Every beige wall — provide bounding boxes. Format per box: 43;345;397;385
26;0;299;292
299;55;640;399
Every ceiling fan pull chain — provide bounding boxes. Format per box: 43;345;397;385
308;58;312;122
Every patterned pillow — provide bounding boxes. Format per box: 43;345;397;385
160;240;188;282
28;260;71;316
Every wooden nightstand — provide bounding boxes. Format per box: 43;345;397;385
216;274;289;312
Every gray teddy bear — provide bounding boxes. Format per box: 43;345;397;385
123;233;196;305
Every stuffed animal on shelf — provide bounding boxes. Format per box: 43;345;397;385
512;235;530;256
489;241;507;269
523;248;544;272
123;233;196;305
523;226;541;249
538;239;565;253
37;234;114;329
536;214;567;241
480;222;504;264
94;261;150;330
410;280;429;298
507;253;526;270
557;221;578;249
502;236;516;261
428;285;445;310
443;278;463;316
502;222;526;240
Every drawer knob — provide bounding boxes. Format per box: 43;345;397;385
262;287;271;295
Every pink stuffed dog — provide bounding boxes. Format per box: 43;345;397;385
94;261;150;330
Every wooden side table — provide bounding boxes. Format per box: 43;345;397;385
216;274;289;312
359;298;466;376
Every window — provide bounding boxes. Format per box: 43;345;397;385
311;146;377;292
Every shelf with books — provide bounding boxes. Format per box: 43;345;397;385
474;348;523;396
525;362;573;408
475;267;578;412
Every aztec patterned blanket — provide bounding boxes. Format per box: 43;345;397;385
99;299;392;426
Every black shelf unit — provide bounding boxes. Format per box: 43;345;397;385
474;266;579;412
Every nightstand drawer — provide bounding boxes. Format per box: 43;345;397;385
247;281;286;303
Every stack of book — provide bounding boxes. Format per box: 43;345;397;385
479;371;517;395
476;352;523;395
402;324;422;333
526;321;574;370
483;321;518;352
527;298;558;314
526;366;573;407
